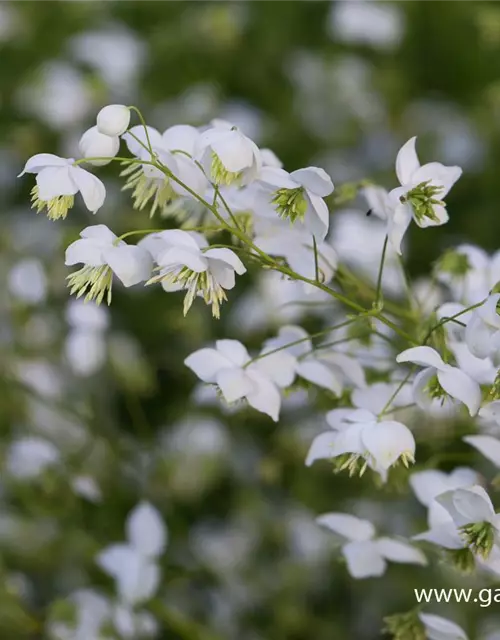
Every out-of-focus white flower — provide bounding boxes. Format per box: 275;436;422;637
97;104;131;136
449;341;497;386
8;258;47;304
419;613;468;640
65;225;153;305
257;166;334;240
113;605;158;639
316;512;426;579
66;299;109;332
49;589;111;640
79;126;120;166
464;434;500;470
478;401;500;426
71;475;102;502
97;502;167;605
65;330;106;377
465;294;500;359
306;408;415;481
386;137;462;254
185;339;290;421
6;437;60;479
146;230;245;318
329;1;404;50
397;346;481;417
19;154;106;220
195;125;262;186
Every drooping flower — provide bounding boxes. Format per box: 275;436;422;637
97;104;131;136
195;124;262;186
122;124;207;216
79;125;120;166
385;137;462;254
396;346;481;416
257;166;334;240
19;154;106;220
306;407;416;481
96;501;167;605
145;230;246;318
65;225;153;305
316;512;426;579
465;294;500;360
184;339;292;421
437;485;500;559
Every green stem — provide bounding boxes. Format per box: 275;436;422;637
378;369;415;418
128;105;155;154
375;235;388;307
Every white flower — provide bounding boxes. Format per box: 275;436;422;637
386;137;462;254
97;104;131;136
184;339;288;421
262;325;364;396
396;346;481;416
316;512;426;579
418;613;468;640
6;437;59;479
464;434;500;469
437;485;500;558
478;401;500;426
79;125;120;166
195;124;262;186
96;502;167;605
122;124;208;216
49;589;111;640
146;230;246;318
257;166;334;240
8;258;47;304
65;330;106;377
19;153;106;220
113;605;158;639
449;341;496;385
306;407;415;481
65;224;153;305
465;294;500;359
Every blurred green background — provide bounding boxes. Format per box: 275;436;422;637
2;2;500;639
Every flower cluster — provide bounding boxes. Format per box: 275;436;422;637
19;103;500;638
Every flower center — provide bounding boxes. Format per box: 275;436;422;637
425;374;447;403
272;187;307;223
400;180;444;224
31;186;74;221
120;163;176;217
383;609;426;640
459;521;495;559
435;249;471;277
66;265;113;306
210;152;242;186
334;453;368;478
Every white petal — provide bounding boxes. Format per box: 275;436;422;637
18;153;69;176
361;420;415;470
215;339;251;366
412;368;436;412
184;348;233;382
37;166;78;200
395;136;420;185
216;368;254;403
158;246;207;273
409;470;449;507
413;523;464;550
362;185;390;220
97;104;131;137
204;248;246;275
478;400;500;426
464;435;500;468
290;167;334;197
387;201;412;255
65;238;106;267
342;540;386;579
171;154;209;196
259;166;298;189
305;431;338;466
315;512;375;541
104;245;153;287
212;130;255;173
415;203;448;229
412;162;462;198
122;125;162;157
418;613;468;640
437;486;495;526
296;359;342;395
396;346;445;369
127;502;167;557
325;408;354;430
80;224;118;242
162;124;199;154
97;543;133;578
245;369;281;421
251;351;296;388
437;367;481;416
465;314;496;359
304;191;329;240
323;352;366;389
375;537;427;565
79;126;120;165
70;166;106;213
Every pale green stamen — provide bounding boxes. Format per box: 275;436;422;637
459;521;495;559
446;547;475;573
425;374;447;403
210;152;242;186
66;265;113;306
31;186;74;221
120;163;176;217
334;453;368;478
400;180;445;224
272;187;307;223
436;249;470;277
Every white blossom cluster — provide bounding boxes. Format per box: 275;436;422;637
17;103;500;639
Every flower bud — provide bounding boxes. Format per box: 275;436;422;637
79;126;120;166
96;104;131;137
